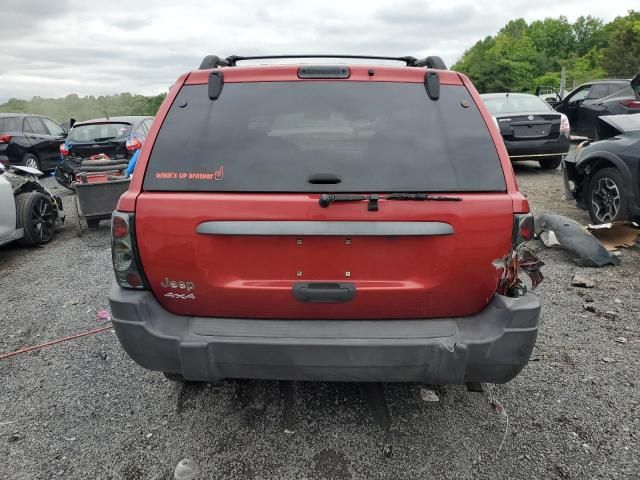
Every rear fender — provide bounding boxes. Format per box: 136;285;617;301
576;151;637;204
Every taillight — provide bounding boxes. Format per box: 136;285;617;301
111;212;148;289
513;214;534;247
126;138;142;151
59;143;69;156
560;114;570;134
0;134;12;144
620;99;640;109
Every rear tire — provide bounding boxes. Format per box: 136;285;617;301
539;156;562;170
23;153;41;172
15;192;56;246
587;167;629;223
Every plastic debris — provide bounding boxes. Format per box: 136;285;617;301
535;213;619;267
419;386;440;402
174;458;200;480
615;337;627;344
95;309;111;322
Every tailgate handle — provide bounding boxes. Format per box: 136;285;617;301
293;282;355;303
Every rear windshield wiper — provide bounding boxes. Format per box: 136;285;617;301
319;192;462;210
92;136;117;142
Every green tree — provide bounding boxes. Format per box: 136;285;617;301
602;11;640;77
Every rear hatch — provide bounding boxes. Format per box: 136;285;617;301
136;79;514;320
496;113;561;140
66;122;131;160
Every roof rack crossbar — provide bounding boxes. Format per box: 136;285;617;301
225;55;419;66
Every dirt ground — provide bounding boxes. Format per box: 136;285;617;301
1;149;639;479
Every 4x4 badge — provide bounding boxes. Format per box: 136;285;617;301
164;292;196;300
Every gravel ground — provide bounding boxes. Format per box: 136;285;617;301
1;150;639;479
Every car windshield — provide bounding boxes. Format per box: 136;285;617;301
482;95;550;115
144;82;506;193
68;122;131;143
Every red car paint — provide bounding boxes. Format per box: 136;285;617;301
118;63;530;320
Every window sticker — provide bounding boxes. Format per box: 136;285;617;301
154;165;224;181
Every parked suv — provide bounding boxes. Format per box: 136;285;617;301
109;55;541;385
0;113;67;172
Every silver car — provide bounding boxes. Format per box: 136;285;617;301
0;164;64;247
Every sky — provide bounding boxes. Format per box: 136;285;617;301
0;0;637;101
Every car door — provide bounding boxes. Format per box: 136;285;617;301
23;117;53;168
578;83;613;138
39;117;67;169
556;84;591;136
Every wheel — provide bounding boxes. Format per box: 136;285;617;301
87;218;101;230
539;156;562;170
23;153;41;171
587;168;629;223
15;192;56;246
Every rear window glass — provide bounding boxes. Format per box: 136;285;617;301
69;123;131;143
1;117;22;133
482;95;550;114
144;82;505;192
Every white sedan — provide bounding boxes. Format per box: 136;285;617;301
0;165;64;247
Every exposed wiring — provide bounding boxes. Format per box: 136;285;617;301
0;324;112;361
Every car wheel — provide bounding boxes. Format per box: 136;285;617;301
587;168;629;224
23;154;41;171
15;192;56;246
539;156;562;170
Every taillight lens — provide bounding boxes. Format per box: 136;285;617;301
59;143;69;156
126;138;142;151
560;114;570;134
0;134;12;144
513;214;534;247
111;212;147;289
620;100;640;109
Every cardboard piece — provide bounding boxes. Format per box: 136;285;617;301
587;222;640;251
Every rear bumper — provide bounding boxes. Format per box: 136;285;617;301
109;283;541;384
504;134;570;160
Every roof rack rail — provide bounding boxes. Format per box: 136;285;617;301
224;55;421;66
198;54;448;70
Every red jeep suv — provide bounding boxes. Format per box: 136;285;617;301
109;54;540;385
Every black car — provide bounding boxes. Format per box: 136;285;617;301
0;113;67;172
481;93;571;170
564;114;640;223
55;116;153;189
542;74;640;139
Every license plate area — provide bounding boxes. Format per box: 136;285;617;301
513;124;549;138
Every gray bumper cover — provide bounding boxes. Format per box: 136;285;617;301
109;283;540;384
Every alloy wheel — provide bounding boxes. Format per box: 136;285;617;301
591;177;621;223
31;197;56;242
25;157;39;169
